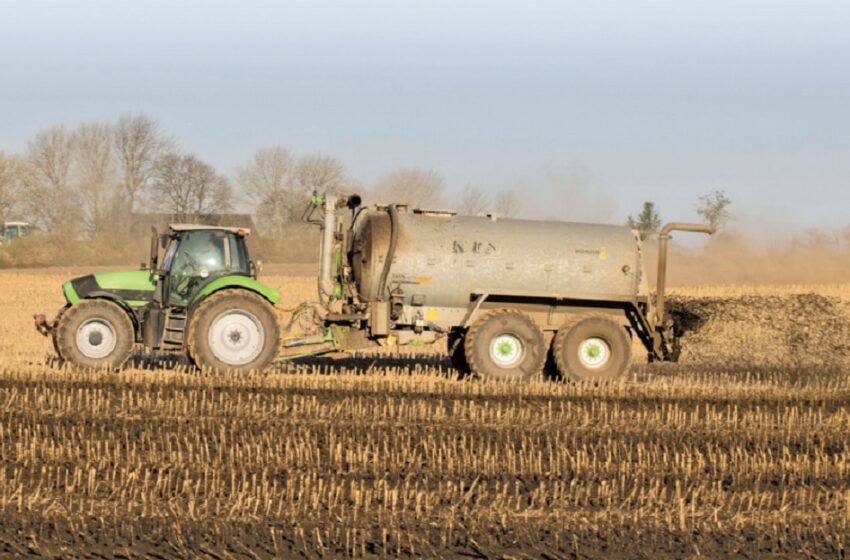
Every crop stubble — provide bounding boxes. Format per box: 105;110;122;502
0;269;848;558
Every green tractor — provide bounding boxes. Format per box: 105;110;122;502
35;224;281;373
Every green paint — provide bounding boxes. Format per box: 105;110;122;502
326;325;347;346
586;344;601;359
497;341;513;357
62;281;80;304
192;275;281;305
311;194;324;206
275;325;347;361
93;270;155;292
126;300;150;307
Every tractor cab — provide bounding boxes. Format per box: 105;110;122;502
153;224;255;306
2;221;30;243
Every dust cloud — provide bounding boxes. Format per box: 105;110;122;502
648;229;850;286
513;168;619;223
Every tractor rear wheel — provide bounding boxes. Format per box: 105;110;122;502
464;309;546;381
187;289;280;374
552;316;631;383
54;299;135;370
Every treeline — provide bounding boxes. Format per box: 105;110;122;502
0;115;347;241
0;114;527;244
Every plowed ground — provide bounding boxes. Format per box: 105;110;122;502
0;270;848;559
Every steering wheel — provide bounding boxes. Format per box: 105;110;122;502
171;250;202;299
180;250;200;274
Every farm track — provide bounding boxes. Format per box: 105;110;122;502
1;271;850;558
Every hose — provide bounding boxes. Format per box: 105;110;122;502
377;204;398;302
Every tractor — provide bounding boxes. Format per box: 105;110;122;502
35;224;281;373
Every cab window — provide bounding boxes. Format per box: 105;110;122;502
168;231;228;304
173;232;226;274
229;234;249;274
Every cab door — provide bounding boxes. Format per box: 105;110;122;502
165;231;231;306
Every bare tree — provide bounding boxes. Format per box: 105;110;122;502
295;154;349;195
371;169;445;208
152;153;232;218
74;122;116;237
627;201;662;241
696;190;732;230
0;152;25;222
455;184;489;216
114;114;172;218
494;189;521;218
23;125;80;237
236;147;300;238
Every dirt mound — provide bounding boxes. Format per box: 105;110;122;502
669;293;850;366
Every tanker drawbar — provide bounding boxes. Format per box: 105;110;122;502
284;193;714;382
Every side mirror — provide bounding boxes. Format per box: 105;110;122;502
250;260;262;278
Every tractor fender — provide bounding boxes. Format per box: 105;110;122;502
72;292;143;336
190;276;281;307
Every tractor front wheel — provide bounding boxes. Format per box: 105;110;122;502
187;290;280;374
54;300;135;370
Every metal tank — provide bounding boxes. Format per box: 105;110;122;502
350;207;645;309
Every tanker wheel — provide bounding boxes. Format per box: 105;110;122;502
464;309;546;381
54;299;135;370
187;289;280;374
553;316;631;383
447;328;469;374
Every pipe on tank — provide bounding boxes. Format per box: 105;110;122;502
655;222;715;328
376;204;398;301
319;193;338;297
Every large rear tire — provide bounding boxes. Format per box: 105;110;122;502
54;300;135;370
187;289;280;374
553;316;631;382
464;309;546;381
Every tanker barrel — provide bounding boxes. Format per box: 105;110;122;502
351;210;646;309
655;222;715;328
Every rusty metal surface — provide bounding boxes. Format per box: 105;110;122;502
351;208;645;310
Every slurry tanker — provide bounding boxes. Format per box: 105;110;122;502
36;193;713;381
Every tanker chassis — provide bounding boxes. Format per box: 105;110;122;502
281;194;713;382
35;193;712;382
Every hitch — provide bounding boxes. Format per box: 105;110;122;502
34;313;52;337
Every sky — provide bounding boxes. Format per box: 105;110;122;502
1;0;848;232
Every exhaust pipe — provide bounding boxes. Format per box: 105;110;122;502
655;222;715;328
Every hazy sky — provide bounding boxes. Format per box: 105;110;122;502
1;0;848;230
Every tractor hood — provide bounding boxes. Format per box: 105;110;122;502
62;270;156;307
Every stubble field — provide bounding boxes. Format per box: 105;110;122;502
1;266;849;558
